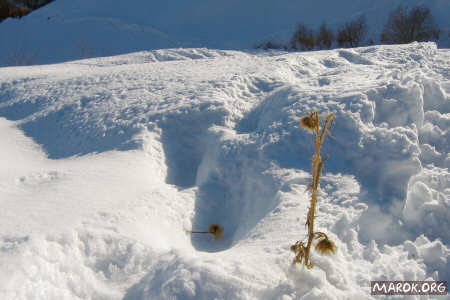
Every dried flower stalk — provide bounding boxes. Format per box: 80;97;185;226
292;112;336;268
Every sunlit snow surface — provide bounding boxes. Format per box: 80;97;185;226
0;43;449;299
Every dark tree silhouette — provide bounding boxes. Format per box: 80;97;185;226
316;22;334;49
1;0;53;22
12;0;52;9
1;0;30;21
0;0;10;21
337;16;367;48
381;5;440;44
291;23;315;51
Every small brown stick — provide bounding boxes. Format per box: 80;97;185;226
187;224;224;240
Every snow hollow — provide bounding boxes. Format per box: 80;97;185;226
0;43;449;299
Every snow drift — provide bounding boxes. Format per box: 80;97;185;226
0;43;449;299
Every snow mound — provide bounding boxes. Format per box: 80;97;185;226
0;43;449;299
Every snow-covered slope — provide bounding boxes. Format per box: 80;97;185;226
0;43;449;299
1;0;449;66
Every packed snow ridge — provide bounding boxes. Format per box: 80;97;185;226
0;43;449;299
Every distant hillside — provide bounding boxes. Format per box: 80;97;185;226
0;0;449;66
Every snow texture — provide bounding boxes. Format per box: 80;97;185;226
0;43;449;299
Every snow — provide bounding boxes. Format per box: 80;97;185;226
0;42;449;299
1;0;450;66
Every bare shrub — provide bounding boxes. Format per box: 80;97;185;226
380;5;440;44
5;40;39;66
291;23;315;51
337;16;367;48
78;39;95;59
254;40;284;50
316;22;334;49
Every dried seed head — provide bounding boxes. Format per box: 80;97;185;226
315;237;337;256
291;241;306;264
290;244;297;253
209;224;224;240
299;116;316;133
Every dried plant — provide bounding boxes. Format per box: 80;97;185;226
299;115;316;133
188;224;224;240
208;224;224;240
314;232;336;255
291;111;336;268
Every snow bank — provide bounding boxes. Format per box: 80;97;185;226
0;43;449;299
